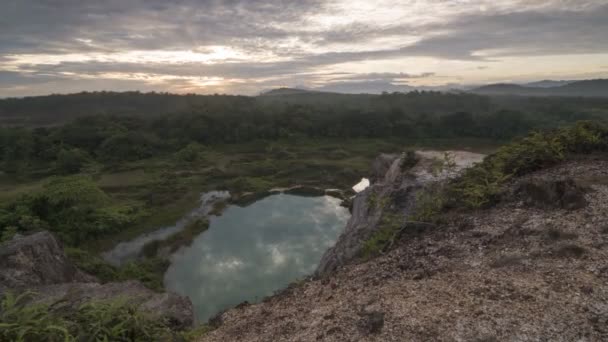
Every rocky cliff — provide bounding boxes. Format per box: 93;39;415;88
200;153;608;342
0;230;194;329
317;150;485;276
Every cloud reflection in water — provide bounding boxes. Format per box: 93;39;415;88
164;194;350;322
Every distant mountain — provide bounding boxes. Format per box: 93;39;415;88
258;87;320;96
315;81;414;94
524;80;573;88
472;79;608;97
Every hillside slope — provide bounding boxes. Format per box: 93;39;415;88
200;154;608;341
472;79;608;97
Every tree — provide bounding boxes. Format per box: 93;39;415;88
56;148;89;174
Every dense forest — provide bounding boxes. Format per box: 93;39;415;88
2;91;608;176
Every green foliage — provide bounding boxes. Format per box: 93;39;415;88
99;132;162;162
0;176;142;245
43;175;108;207
409;186;447;222
399;150;419;170
118;258;170;292
361;212;403;258
224;176;272;193
174;142;206;163
0;291;70;342
74;299;172;341
0;292;174;342
0;226;19;243
65;248;119;283
447;121;608;210
180;324;213;341
66;248;169;292
55;148;90;174
366;192;389;210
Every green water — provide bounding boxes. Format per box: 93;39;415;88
163;194;350;322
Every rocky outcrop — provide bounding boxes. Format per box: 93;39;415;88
30;281;194;329
514;177;588;210
316;150;485;276
0;231;94;290
0;231;194;329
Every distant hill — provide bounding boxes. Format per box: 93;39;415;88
472;79;608;97
258;88;320;96
315;81;414;94
524;80;573;88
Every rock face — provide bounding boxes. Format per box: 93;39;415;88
0;231;194;329
515;178;588;210
31;281;194;329
0;231;94;290
316;150;485;276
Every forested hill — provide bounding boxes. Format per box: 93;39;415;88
472;79;608;97
0;92;255;126
2;90;608;129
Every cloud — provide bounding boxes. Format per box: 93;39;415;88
400;3;608;59
1;0;608;96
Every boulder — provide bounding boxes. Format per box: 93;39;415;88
31;281;194;329
515;178;587;210
0;231;195;329
0;231;94;291
370;154;399;183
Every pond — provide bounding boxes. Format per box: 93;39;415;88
163;194;350;322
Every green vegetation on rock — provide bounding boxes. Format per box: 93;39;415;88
0;291;182;342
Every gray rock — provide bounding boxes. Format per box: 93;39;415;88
370;153;399;183
31;281;194;329
515;178;587;210
0;231;194;329
358;311;385;334
316;151;485;276
0;231;95;291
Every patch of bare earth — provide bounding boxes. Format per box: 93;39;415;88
200;159;608;342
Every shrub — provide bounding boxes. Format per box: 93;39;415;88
0;291;70;342
118;258;170;292
447;121;608;210
65;248;119;283
0;291;175;341
361;212;403;258
399;150;419;170
55;148;90;174
174;142;206;163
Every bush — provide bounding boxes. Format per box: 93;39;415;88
0;176;142;245
224;176;272;193
174;142;206;163
447;121;608;210
55;148;90;174
0;291;174;342
118;258;170;292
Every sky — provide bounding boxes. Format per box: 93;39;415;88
1;0;608;97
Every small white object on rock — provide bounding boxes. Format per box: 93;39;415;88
352;178;370;193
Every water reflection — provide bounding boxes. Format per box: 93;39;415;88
102;191;230;266
163;194;350;322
